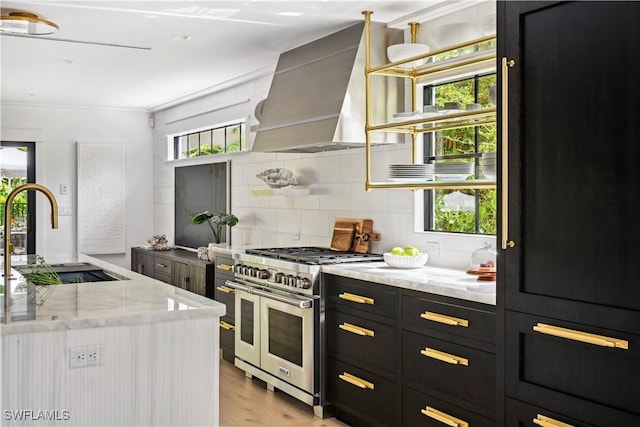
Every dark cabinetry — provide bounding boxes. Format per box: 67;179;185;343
500;2;640;425
324;274;496;427
130;247;213;298
325;274;400;427
213;253;235;362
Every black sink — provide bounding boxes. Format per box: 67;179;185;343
13;262;127;285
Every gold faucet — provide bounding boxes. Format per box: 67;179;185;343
3;184;58;323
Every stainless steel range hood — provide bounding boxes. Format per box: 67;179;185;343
251;21;403;153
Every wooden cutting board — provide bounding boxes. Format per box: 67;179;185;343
330;218;381;253
330;219;356;252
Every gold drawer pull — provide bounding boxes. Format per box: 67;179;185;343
533;414;574;427
217;263;234;271
220;320;235;330
533;323;628;350
338;372;374;390
156;263;168;268
339;322;375;337
420;348;468;366
339;292;374;305
421;406;468;427
216;285;235;294
421;311;469;327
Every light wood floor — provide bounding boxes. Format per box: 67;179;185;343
219;358;348;427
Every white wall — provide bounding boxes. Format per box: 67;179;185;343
1;104;154;268
152;78;493;270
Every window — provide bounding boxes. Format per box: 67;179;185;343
171;119;247;160
423;73;497;235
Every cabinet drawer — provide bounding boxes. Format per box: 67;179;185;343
215;256;235;278
402;294;495;345
214;277;235;321
327;357;399;427
506;397;598;427
403;386;495;427
325;274;396;320
506;311;640;426
327;310;397;374
153;259;172;283
402;330;495;412
220;319;235;361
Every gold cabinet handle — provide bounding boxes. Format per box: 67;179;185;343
339;292;374;305
156;263;168;268
421;406;468;427
533;414;574;427
217;263;233;271
501;57;516;250
533;323;628;350
339;322;375;337
338;372;374;390
220;320;235;330
216;285;235;294
420;348;468;366
421;311;469;327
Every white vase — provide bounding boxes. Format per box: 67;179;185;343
207;243;226;261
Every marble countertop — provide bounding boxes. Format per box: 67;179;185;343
212;246;495;305
1;254;226;335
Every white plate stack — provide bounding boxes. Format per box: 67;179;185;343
480;152;496;179
389;164;434;182
434;162;475;181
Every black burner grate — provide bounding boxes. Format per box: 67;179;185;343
245;247;383;265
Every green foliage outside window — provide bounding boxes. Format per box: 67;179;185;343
426;71;497;235
175;121;247;160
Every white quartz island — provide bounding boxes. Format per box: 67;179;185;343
1;254;225;426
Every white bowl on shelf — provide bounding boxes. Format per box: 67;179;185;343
387;43;430;68
383;253;429;269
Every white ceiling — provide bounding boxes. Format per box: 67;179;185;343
0;1;480;112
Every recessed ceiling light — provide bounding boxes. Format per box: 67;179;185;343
58;59;73;65
171;35;191;41
24;93;36;97
277;12;303;17
0;12;59;35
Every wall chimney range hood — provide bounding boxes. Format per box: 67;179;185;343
251;21;403;153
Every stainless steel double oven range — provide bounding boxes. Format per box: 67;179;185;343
224;247;383;417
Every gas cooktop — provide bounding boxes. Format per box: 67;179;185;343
245;246;384;265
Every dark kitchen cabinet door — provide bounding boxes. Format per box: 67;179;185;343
131;247;154;277
502;1;640;323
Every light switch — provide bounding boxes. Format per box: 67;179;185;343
60;183;68;195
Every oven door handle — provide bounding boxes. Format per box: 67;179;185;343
225;280;314;309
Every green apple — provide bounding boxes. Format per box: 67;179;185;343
390;247;405;256
403;246;420;256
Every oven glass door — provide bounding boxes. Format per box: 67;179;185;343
234;288;261;367
260;296;314;393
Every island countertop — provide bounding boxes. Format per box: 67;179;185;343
1;253;226;335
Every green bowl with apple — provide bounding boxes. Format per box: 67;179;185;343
384;246;429;269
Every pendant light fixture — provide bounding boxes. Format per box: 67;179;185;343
0;12;59;35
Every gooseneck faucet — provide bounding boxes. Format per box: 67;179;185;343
3;184;58;323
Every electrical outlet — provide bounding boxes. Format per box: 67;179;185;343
291;230;300;240
69;344;104;369
426;241;440;256
58;205;73;216
60;183;68;195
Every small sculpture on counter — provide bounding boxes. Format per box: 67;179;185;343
256;168;299;188
147;234;170;251
197;246;209;261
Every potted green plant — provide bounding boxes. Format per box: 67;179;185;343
190;211;238;244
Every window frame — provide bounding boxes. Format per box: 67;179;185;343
169;118;248;161
422;72;496;235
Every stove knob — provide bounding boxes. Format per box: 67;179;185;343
299;278;312;289
256;269;270;280
274;272;285;284
249;267;259;277
242;266;251;276
234;264;244;274
286;275;296;287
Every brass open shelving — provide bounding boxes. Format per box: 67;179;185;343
362;10;497;191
